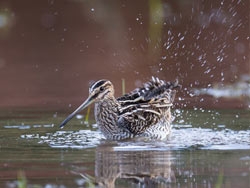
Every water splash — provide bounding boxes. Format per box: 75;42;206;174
4;124;54;129
21;129;104;149
20;126;250;150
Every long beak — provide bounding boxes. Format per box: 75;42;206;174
59;95;94;129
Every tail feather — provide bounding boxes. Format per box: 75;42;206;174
117;77;180;104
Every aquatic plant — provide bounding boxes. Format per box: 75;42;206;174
84;106;91;125
17;170;27;188
215;170;224;188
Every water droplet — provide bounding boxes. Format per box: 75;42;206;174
204;69;211;74
234;36;239;40
76;115;83;119
53;113;57;118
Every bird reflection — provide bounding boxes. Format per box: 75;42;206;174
92;143;175;188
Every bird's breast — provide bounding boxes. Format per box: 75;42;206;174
94;99;120;132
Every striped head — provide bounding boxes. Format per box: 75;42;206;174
59;79;114;128
89;79;114;101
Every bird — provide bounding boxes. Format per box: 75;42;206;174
59;77;180;140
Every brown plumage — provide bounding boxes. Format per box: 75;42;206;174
59;77;180;140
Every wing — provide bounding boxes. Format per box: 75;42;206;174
117;104;162;135
117;77;180;104
116;77;179;135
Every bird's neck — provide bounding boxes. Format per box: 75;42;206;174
94;96;121;136
96;96;118;108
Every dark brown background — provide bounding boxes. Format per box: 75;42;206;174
0;0;249;110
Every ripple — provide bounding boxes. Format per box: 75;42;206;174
21;126;250;150
4;124;54;129
35;130;105;149
170;128;250;150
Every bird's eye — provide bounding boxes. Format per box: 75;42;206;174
100;86;104;92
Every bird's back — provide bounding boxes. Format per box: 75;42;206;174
117;77;179;105
116;77;180;138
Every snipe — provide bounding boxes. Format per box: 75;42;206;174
59;77;180;140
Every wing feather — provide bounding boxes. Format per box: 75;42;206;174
117;77;180;135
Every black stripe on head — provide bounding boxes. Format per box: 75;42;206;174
90;79;108;91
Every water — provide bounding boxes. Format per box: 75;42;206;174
0;109;250;188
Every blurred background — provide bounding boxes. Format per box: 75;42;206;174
0;0;249;111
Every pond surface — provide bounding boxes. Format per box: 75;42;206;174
0;108;250;188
